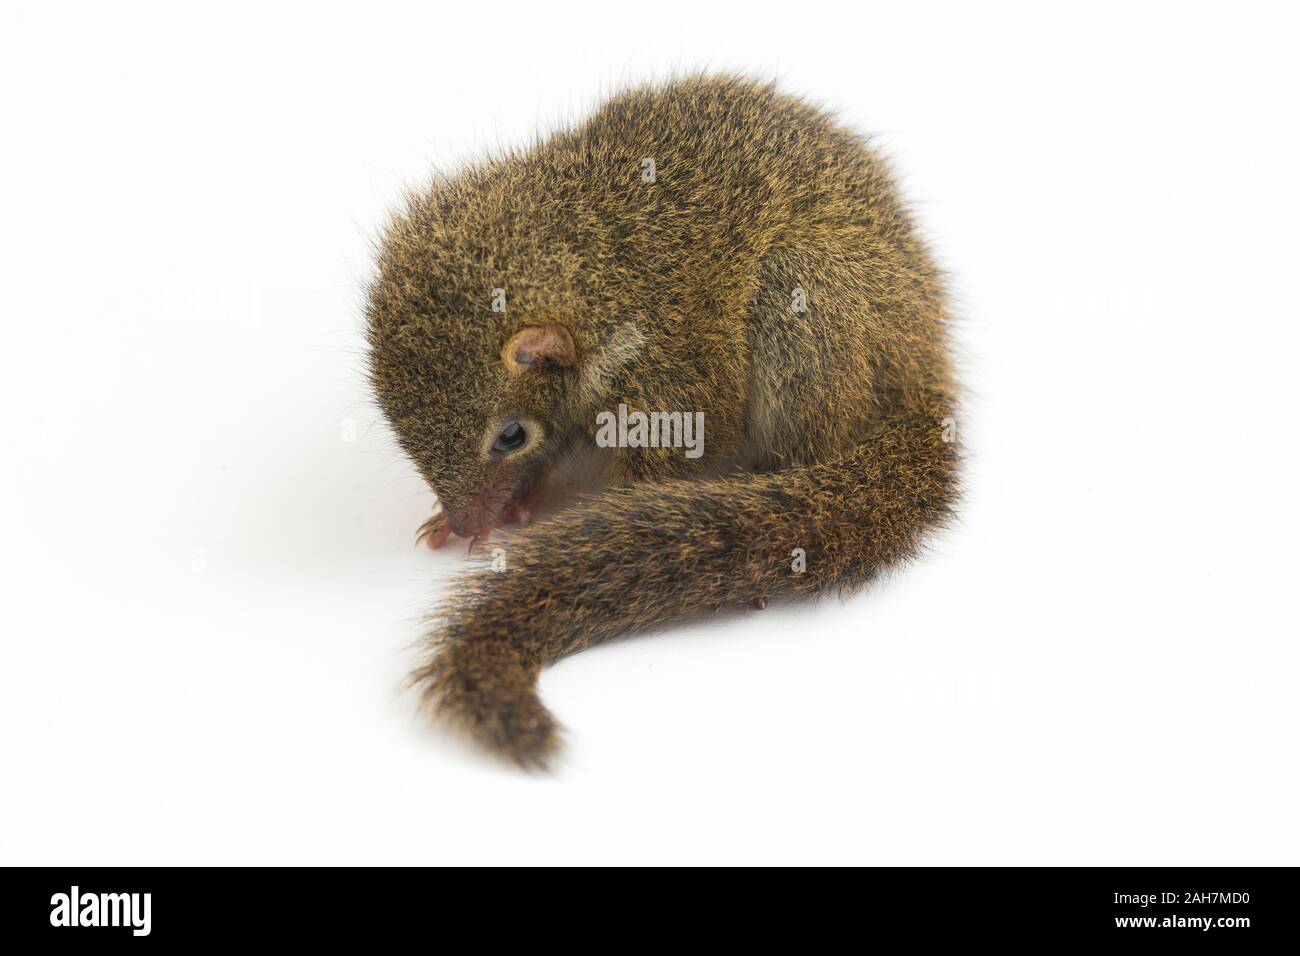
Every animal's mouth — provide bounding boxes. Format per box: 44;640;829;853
446;489;517;537
419;471;544;550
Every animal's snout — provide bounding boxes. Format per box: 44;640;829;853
446;505;489;538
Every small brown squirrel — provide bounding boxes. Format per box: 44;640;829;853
367;75;959;767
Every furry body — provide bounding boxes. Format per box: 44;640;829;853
367;76;959;765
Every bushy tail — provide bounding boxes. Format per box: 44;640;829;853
413;406;958;767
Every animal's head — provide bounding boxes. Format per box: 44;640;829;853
365;162;638;537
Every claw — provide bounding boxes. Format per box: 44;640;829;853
749;596;768;610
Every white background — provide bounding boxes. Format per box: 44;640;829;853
2;1;1297;865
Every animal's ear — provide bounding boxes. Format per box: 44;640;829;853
501;323;577;375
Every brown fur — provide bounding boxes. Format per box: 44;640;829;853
366;75;959;767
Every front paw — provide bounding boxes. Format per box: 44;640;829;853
415;511;452;549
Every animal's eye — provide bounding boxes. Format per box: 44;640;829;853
491;421;527;454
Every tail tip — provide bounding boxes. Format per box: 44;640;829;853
414;642;563;770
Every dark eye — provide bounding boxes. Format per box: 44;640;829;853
491;421;527;454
